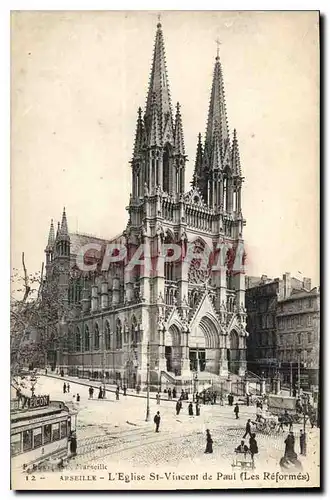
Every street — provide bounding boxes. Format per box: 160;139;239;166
27;375;320;471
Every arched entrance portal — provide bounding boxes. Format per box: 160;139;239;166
227;330;240;374
190;316;220;374
165;325;181;375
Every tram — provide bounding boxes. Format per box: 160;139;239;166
11;394;77;473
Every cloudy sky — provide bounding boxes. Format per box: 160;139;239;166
11;10;319;284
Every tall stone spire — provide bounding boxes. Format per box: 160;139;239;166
145;21;174;145
231;129;242;176
47;219;55;248
204;52;229;165
174;102;185;155
192;133;203;187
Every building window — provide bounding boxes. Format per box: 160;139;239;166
297;333;301;345
11;434;21;456
94;324;100;350
43;424;51;445
52;423;60;442
23;430;32;452
33;427;42;449
291;317;294;328
60;421;67;439
116;319;122;349
307;315;312;326
84;325;90;351
75;328;81;352
308;333;312;344
105;321;111;350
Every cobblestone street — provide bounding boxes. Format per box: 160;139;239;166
29;375;319;472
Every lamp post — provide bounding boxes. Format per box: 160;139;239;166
145;341;150;422
297;350;301;397
289;361;293;397
302;393;308;456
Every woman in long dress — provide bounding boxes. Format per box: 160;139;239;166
204;429;213;454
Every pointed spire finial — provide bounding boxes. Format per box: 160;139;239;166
132;106;145;158
192;133;204;187
216;38;222;60
47;218;55;248
56;221;61;240
60;207;70;239
174;101;185;155
157;13;161;28
232;128;242;176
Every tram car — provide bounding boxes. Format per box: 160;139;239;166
11;394;77;473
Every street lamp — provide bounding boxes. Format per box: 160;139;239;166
145;341;150;422
301;393;308;456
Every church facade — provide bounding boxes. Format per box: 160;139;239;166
43;21;248;388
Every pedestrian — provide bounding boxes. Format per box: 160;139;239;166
154;411;161;432
299;430;306;456
213;392;217;405
168;388;172;400
234;403;239;419
123;385;127;396
45;368;47;376
196;393;199;404
115;387;120;400
63;383;67;394
77;393;80;402
67;383;70;393
195;402;200;416
249;433;258;463
203;392;206;405
246;394;250;407
89;386;94;399
173;387;177;399
70;432;77;457
98;386;103;399
176;400;182;416
185;390;189;401
235;440;249;454
188;402;194;416
243;419;252;438
180;389;184;401
136;385;141;395
204;429;213;454
284;431;296;459
102;386;106;399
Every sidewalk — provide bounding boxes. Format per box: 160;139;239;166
42;372;172;402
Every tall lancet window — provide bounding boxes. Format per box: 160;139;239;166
163;145;170;192
233;189;237;212
223;178;227;211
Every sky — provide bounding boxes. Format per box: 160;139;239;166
11;10;320;285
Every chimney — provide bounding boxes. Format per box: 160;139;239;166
303;277;311;291
283;272;291;299
261;274;268;283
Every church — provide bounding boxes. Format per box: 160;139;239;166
43;21;248;389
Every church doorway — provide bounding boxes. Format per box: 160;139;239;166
193;315;220;374
165;324;181;375
165;346;172;372
189;348;206;372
